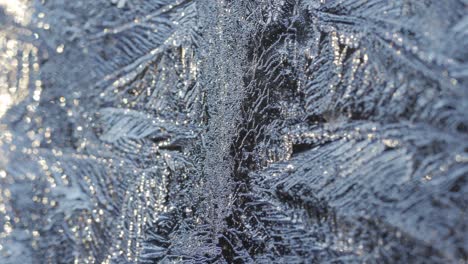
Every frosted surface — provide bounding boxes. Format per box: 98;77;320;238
0;0;467;263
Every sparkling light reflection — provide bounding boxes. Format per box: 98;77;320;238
0;0;31;26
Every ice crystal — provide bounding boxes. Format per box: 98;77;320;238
0;0;467;263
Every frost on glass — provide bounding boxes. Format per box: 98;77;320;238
0;0;467;263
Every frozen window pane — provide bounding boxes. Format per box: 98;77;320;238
0;0;467;263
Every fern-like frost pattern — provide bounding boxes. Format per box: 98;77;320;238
0;0;467;263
